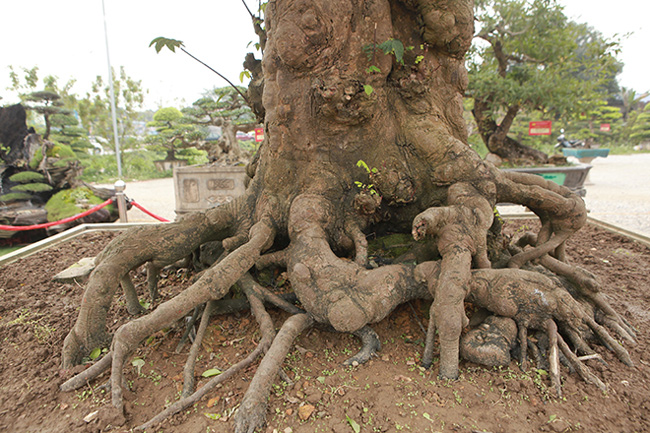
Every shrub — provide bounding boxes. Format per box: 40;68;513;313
44;187;112;222
0;192;33;202
8;171;46;183
29;143;78;169
12;183;53;193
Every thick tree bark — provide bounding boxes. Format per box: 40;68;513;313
60;1;635;430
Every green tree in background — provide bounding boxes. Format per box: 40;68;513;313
182;86;259;162
76;66;147;152
468;0;621;164
6;66;85;144
629;103;650;145
22;90;69;140
145;107;206;161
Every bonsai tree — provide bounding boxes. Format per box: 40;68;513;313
182;86;260;162
48;112;94;155
61;2;635;432
22;90;70;140
468;0;621;164
145;106;206;162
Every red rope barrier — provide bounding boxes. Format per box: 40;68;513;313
130;201;170;222
0;199;115;232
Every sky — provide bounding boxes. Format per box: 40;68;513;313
0;0;648;111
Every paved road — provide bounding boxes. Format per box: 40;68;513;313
114;153;650;237
582;153;650;236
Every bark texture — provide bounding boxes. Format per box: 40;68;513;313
60;1;635;431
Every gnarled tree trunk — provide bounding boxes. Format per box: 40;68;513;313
60;2;635;432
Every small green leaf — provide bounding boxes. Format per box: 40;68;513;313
363;84;374;96
423;412;433;422
204;413;221;420
346;414;361;433
366;65;381;74
415;55;425;64
131;358;145;375
317;376;326;384
201;368;222;378
149;37;184;53
548;414;557;423
356;160;370;172
391;40;405;63
239;70;251;83
536;369;548;376
89;347;102;360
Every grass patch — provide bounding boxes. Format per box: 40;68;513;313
0;246;22;257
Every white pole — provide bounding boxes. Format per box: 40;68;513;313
102;0;123;178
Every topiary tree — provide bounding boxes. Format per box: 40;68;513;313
49;112;93;155
182;86;260;162
61;2;635;432
144;106;207;162
22;90;70;140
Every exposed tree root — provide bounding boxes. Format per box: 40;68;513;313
58;0;640;428
120;274;146;316
60;351;113;392
175;305;203;353
413;182;494;379
233;313;314;433
417;260;633;393
108;217;276;411
344;326;382;365
496;171;587;269
181;300;216;397
61;203;242;368
136;273;278;431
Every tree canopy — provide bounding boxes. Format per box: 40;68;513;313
145;106;206;161
468;0;621;163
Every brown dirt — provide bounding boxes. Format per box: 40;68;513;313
1;221;649;433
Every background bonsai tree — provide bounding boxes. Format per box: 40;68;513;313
61;2;635;432
144;106;206;162
22;90;70;140
182;86;260;163
468;0;621;164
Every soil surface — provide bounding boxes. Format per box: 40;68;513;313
1;220;649;433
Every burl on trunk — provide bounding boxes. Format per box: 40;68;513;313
60;2;635;432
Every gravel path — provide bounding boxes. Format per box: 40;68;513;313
114;153;650;237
